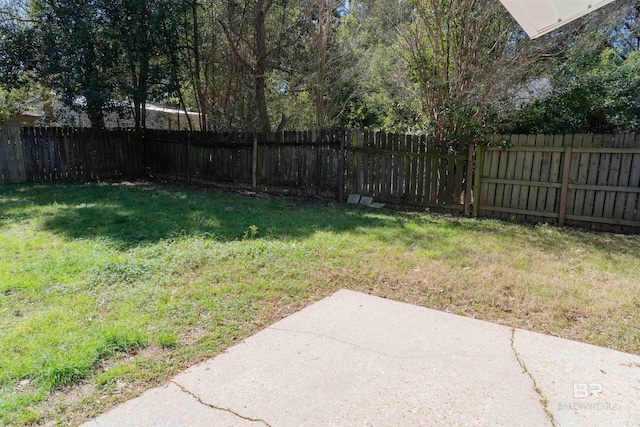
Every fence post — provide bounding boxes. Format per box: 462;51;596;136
186;132;191;183
315;129;322;194
464;141;474;217
473;144;484;217
558;145;573;226
353;130;362;194
338;130;345;201
252;134;258;189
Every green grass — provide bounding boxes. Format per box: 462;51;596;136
1;181;639;425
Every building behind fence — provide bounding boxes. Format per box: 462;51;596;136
1;126;638;233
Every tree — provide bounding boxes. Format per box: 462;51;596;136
4;0;632;135
302;0;341;127
507;1;640;134
104;0;189;130
327;0;422;132
28;0;123;127
511;50;640;134
399;0;553;139
216;0;312;131
0;0;190;129
329;0;554;135
0;1;38;124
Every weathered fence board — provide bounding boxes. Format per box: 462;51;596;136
343;131;467;211
144;130;343;195
0;127;144;184
477;134;640;232
0;126;26;183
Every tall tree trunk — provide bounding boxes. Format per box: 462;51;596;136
130;0;150;131
177;89;194;131
191;1;208;131
130;61;148;131
87;105;106;128
254;0;270;132
131;63;144;131
313;0;332;128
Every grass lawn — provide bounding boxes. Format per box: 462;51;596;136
1;181;639;425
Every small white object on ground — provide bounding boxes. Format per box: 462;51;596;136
347;194;361;204
359;196;373;206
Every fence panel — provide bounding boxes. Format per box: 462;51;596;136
0;127;143;184
344;131;467;211
477;134;640;232
143;128;467;210
145;130;252;186
0;126;25;183
255;130;342;194
144;130;342;195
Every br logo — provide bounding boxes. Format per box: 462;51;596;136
573;383;603;398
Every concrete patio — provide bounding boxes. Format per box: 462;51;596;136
83;289;640;427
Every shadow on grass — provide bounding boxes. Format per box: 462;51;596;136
0;182;415;249
1;182;638;257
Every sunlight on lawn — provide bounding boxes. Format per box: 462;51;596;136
0;182;639;425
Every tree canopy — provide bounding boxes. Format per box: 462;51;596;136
0;0;637;135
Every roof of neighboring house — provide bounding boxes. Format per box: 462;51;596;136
4;111;42;126
18;96;200;118
145;103;201;116
68;97;201;116
8;97;204;130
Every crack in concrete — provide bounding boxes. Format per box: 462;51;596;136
268;326;499;360
269;326;405;358
510;328;558;427
170;381;272;427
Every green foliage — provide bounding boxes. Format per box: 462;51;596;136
512;49;640;134
0;0;189;128
102;0;189;129
243;225;259;239
0;87;31;124
1;0;638;134
330;4;427;132
31;0;122;126
0;26;38;90
266;72;317;130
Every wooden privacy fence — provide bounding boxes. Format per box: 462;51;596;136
143;129;469;212
3;127;639;232
475;134;640;232
0;126;24;183
144;129;344;195
346;131;469;210
0;126;144;183
3;127;467;211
